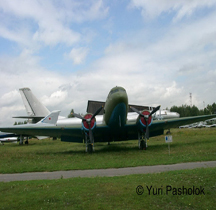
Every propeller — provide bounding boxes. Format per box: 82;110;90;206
72;106;104;143
130;105;161;139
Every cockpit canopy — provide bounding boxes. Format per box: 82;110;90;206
109;87;126;95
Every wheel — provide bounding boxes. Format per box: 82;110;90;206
87;144;93;153
140;140;146;150
166;130;171;135
140;140;144;150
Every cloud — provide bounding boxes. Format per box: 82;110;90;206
33;25;80;47
0;24;32;47
0;0;109;47
65;47;89;65
1;1;216;127
41;90;68;107
61;0;109;23
129;0;216;21
0;90;26;126
0;90;20;107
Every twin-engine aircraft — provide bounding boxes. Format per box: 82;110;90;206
0;86;215;152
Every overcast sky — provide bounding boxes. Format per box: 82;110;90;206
0;0;216;126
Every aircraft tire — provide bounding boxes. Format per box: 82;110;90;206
87;144;93;153
166;130;171;135
140;140;146;150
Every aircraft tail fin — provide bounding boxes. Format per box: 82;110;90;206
37;110;61;125
19;87;50;117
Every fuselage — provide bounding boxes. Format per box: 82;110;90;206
0;137;17;143
103;86;128;128
56;86;129;129
153;110;180;119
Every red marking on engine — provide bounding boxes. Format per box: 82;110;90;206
140;110;152;125
82;114;95;130
49;117;51;120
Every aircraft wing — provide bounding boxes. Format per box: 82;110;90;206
149;114;216;132
13;116;45;120
0;114;215;143
0;125;86;143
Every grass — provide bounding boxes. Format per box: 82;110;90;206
0;128;216;173
0;128;216;209
0;167;215;210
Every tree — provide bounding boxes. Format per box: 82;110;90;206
190;105;200;116
14;120;28;125
171;104;201;117
68;109;75;118
170;102;216;117
212;103;216;114
205;103;216;114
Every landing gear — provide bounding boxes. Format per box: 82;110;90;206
87;144;93;153
138;132;147;150
140;140;146;150
166;129;171;135
73;106;103;153
85;133;94;153
25;137;29;145
19;135;24;145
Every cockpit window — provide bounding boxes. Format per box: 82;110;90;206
109;88;125;95
110;89;119;94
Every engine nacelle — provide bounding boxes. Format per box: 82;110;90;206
136;110;153;130
82;113;96;132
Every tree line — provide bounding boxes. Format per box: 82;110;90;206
170;103;216;117
14;121;28;125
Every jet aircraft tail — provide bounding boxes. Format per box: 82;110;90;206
13;88;51;123
19;87;50;117
37;110;61;125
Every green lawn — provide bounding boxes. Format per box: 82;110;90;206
0;128;216;173
0;167;215;210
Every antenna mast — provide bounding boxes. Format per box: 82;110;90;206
189;93;192;107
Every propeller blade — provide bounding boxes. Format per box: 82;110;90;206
149;105;161;117
142;116;149;139
72;113;85;121
91;106;104;120
130;106;144;116
146;122;149;139
88;123;93;143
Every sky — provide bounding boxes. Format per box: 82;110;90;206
0;0;216;126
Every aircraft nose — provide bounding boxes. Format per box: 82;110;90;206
113;91;128;105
